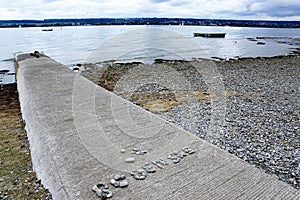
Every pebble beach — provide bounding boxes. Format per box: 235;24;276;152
81;55;300;190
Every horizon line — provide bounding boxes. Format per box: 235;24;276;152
1;17;300;22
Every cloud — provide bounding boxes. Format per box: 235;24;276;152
248;0;300;18
150;0;171;3
42;0;60;2
0;0;299;20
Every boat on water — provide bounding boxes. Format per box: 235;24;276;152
193;33;226;38
42;29;53;32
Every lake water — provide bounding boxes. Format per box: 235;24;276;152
0;25;299;84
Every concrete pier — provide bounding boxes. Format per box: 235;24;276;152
16;53;300;199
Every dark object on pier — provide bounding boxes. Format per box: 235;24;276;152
73;67;80;71
193;33;226;38
30;51;40;58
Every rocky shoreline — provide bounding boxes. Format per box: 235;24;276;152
81;56;300;190
0;83;52;199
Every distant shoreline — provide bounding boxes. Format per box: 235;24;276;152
1;18;300;28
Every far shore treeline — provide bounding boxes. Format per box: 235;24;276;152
1;18;300;28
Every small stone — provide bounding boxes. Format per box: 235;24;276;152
103;184;109;189
94;187;112;200
113;181;120;187
0;178;5;182
96;182;105;188
119;179;128;188
130;171;136;176
110;179;116;185
141;150;147;154
92;185;99;192
158;159;168;165
188;150;195;154
102;188;110;194
27;189;34;195
132;169;147;180
269;160;275;165
100;194;108;200
182;147;194;154
120;149;126;153
182;146;189;150
107;191;113;198
146;168;156;173
173;158;180;164
138;169;145;173
142;164;156;173
95;189;103;197
152;161;163;169
114;175;121;181
133;148;139;152
181;153;188;157
120;174;126;180
125;157;135;163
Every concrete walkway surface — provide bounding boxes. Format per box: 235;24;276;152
16;53;300;199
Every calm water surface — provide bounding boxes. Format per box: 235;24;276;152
0;25;299;83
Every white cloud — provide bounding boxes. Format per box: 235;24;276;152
0;0;299;20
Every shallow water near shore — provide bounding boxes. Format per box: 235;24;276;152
0;60;15;84
0;25;300;83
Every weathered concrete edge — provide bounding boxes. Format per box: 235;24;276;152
15;54;70;199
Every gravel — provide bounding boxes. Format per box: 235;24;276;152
81;56;300;190
158;57;300;189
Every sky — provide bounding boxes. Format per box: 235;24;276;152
0;0;300;21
